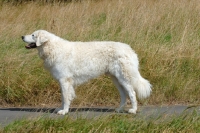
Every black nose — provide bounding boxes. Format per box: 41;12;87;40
22;36;24;40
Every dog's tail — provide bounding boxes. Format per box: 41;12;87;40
133;75;152;100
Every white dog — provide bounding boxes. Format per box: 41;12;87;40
22;30;151;115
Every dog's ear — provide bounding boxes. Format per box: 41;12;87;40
36;36;48;47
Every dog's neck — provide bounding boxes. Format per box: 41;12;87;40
36;42;57;66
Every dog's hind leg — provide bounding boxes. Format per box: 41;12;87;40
113;73;138;114
110;75;127;113
118;80;137;114
56;78;75;115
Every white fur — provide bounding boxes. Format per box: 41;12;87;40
22;30;152;115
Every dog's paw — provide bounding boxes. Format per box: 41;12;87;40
57;109;68;115
128;109;137;114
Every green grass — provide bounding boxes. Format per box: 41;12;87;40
2;111;200;132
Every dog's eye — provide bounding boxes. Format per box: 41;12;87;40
32;34;35;39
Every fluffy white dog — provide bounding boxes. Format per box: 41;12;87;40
22;30;151;115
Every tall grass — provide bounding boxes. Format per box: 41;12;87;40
0;0;200;107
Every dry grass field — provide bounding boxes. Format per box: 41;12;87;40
0;0;200;108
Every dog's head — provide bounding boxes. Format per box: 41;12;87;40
22;30;49;49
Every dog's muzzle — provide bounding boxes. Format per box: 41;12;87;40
22;36;37;49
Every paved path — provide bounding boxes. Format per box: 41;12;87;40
0;105;199;127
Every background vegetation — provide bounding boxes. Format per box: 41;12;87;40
0;0;200;108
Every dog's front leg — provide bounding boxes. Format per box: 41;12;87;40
56;78;75;115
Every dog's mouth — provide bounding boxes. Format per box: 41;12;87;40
25;43;37;49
